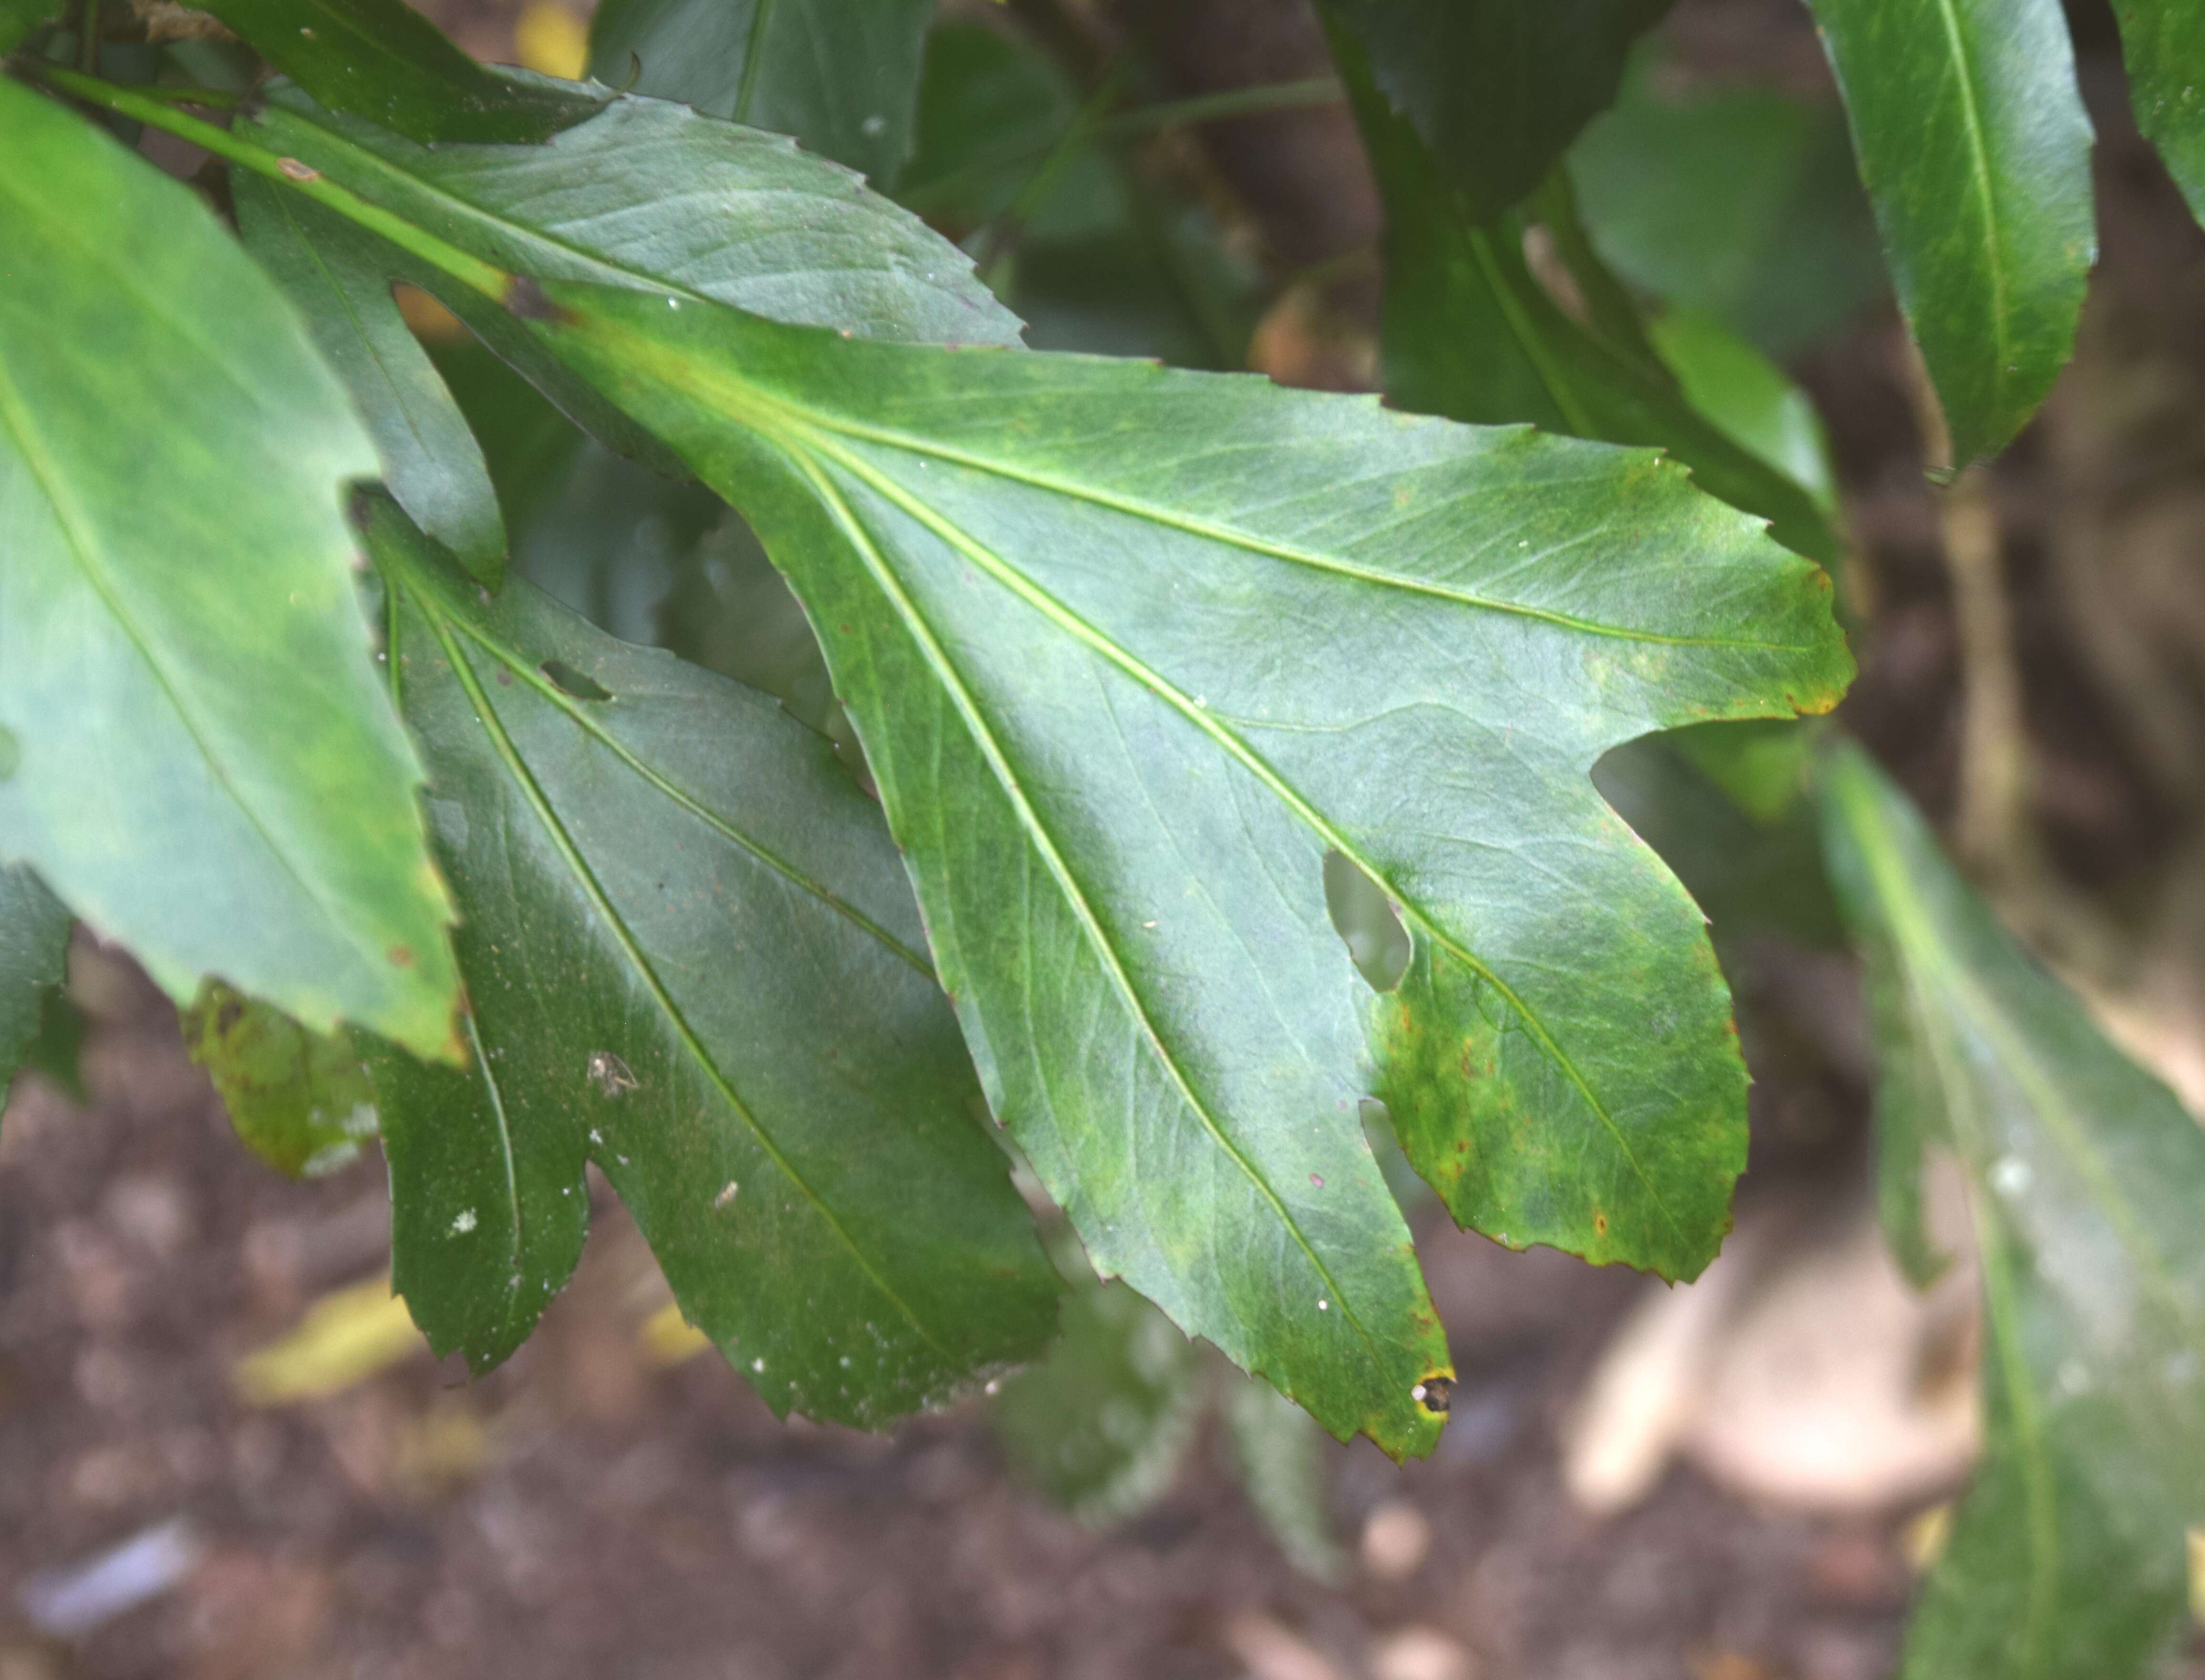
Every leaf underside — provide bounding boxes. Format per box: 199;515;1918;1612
526;278;1850;1453
1821;745;2205;1680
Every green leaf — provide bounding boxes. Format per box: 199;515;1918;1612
1223;1371;1347;1583
241;88;1023;472
359;496;1057;1415
2114;1;2205;230
1333;33;1844;569
1804;0;2094;465
587;0;932;184
1649;309;1837;512
1570;69;1886;357
0;78;459;1060
194;0;600;143
0;863;69;1084
995;1278;1204;1525
184;980;377;1178
1321;0;1674;223
0;0;56;53
516;268;1850;1455
1819;743;2205;1679
235;169;506;586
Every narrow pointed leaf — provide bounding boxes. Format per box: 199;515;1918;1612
240;89;1022;471
1334;32;1843;568
235;169;506;585
195;0;601;143
0;863;69;1085
523;278;1851;1453
361;498;1056;1414
1805;0;2094;464
0;78;459;1058
1820;745;2205;1680
1320;0;1674;223
588;0;932;185
184;981;377;1179
2114;1;2205;230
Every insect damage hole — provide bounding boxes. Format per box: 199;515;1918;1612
1323;849;1410;992
540;660;613;702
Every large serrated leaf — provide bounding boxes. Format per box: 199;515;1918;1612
359;496;1057;1419
0;77;459;1059
1320;0;1674;224
588;0;932;185
511;273;1850;1454
234;169;506;585
0;863;68;1086
1820;745;2205;1680
1805;0;2094;465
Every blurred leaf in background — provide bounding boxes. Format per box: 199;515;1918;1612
1570;62;1886;358
1821;745;2205;1680
184;981;377;1180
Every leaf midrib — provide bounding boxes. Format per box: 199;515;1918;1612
772;442;1407;1412
1926;0;2014;423
409;587;961;1368
587;305;1825;657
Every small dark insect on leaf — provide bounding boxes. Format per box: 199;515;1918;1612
1410;1375;1454;1414
587;1049;638;1098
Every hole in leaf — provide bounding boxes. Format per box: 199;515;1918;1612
539;660;612;702
1324;850;1410;992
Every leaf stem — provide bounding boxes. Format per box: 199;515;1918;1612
74;0;98;74
16;62;510;302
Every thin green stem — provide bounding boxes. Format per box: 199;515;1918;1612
74;0;98;74
1090;76;1340;143
17;63;510;302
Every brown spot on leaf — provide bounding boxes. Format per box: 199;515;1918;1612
277;157;320;182
504;275;571;325
388;946;414;968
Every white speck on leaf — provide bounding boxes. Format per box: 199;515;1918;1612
713;1181;739;1210
1990;1155;2032;1196
1316;1298;1329;1311
450;1209;477;1235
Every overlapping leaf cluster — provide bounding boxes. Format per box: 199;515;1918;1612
3;0;2201;1663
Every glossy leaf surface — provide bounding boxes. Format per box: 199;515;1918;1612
1337;37;1842;567
1321;0;1674;222
362;499;1057;1415
1806;0;2094;464
234;169;506;584
0;78;459;1058
2115;0;2205;228
185;981;377;1178
196;0;599;143
588;0;932;183
0;864;68;1084
1821;745;2205;1679
525;272;1850;1453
